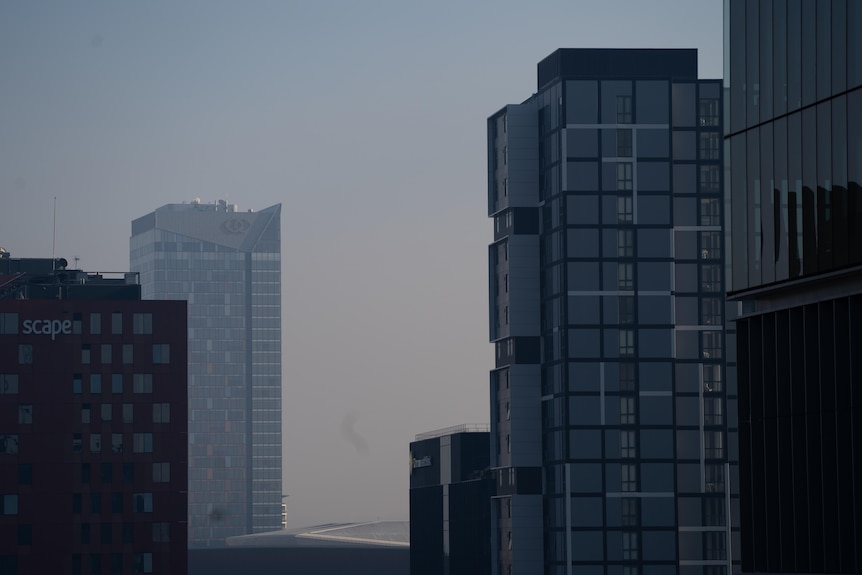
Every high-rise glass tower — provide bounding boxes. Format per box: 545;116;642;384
725;1;862;572
488;49;737;575
130;200;282;547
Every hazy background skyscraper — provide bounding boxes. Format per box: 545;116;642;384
131;201;281;546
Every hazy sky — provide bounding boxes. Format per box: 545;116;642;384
0;1;722;528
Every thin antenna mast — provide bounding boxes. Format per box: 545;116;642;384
52;196;57;270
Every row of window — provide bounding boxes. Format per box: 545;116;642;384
70;433;169;456
15;344;170;367
71;551;154;574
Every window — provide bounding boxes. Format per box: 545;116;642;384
111;434;123;454
1;435;19;454
82;404;91;423
133;313;152;335
72;493;82;513
704;532;727;560
18;464;32;485
1;494;18;515
110;374;122;394
702;331;723;359
616;163;633;191
701;298;722;326
101;523;112;545
619;329;634;357
618;263;634;290
80;523;90;544
0;313;18;334
101;344;112;364
73;375;82;394
704;398;723;426
503;177;508;197
621;498;639;526
699;132;720;160
101;404;112;422
620;396;636;425
700;198;721;226
502;146;507;165
618;230;634;258
617;195;633;223
122;523;133;544
18;345;32;364
91;492;102;513
701;265;721;292
699;98;720;126
122;404;134;423
133;493;153;513
82;344;91;364
122;344;133;364
134;552;153;574
619;363;635;392
617;129;633;157
0;374;18;394
621;464;637;492
617;95;632;123
701;231;722;259
72;434;82;453
90;434;102;453
705;465;726;495
111;553;122;574
133;433;153;453
700;165;721;194
704;365;722;392
619;296;635;324
18;404;32;424
122;463;134;484
153;403;170;423
152;463;170;483
133;374;152;394
90;374;102;394
622;531;638;560
18;524;31;545
72;313;82;334
152;522;170;542
90;313;101;335
111;313;122;335
704;431;724;459
111;493;123;514
152;344;170;364
620;431;636;458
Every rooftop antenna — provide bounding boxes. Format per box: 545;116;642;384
73;256;80;269
52;196;57;270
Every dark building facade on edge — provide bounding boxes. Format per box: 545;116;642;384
130;200;282;547
725;1;862;573
0;256;188;574
409;424;492;575
488;49;738;575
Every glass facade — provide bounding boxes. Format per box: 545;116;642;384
489;50;738;575
726;1;862;573
130;202;282;547
726;0;862;294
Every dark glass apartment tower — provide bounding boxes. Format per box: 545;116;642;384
130;201;282;547
725;1;862;573
488;49;738;575
409;425;492;575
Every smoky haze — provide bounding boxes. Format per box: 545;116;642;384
0;0;722;527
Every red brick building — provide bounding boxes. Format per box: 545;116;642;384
0;258;188;574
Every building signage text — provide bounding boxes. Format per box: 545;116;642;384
412;455;432;469
22;319;72;340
